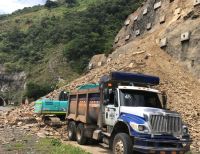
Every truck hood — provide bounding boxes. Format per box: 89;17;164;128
120;106;180;118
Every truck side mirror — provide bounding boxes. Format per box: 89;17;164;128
114;90;118;107
162;92;167;109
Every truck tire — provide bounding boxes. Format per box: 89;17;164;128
76;123;87;145
68;121;76;141
113;133;133;154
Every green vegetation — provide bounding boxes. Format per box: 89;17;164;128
24;82;55;100
0;0;143;100
62;0;143;73
36;138;90;154
3;136;90;154
45;0;59;8
5;141;25;151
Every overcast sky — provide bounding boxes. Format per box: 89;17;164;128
0;0;47;14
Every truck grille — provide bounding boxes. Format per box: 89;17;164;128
150;115;182;135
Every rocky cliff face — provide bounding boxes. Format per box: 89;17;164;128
0;65;26;104
113;0;200;79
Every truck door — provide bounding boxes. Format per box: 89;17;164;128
104;90;119;126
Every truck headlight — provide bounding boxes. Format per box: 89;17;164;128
138;125;145;131
130;122;149;133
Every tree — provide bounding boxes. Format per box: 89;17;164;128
45;0;58;9
25;82;54;100
65;0;77;7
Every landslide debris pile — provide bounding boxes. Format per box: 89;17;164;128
0;104;67;141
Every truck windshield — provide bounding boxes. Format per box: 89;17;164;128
119;89;162;108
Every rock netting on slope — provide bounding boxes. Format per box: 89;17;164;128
114;0;200;79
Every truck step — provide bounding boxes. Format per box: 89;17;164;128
92;130;102;140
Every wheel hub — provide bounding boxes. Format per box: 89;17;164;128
68;129;72;137
77;129;81;140
115;140;124;154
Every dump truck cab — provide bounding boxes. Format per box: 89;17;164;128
98;72;191;153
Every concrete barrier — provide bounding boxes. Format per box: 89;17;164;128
135;30;140;36
181;32;190;42
194;0;200;7
154;1;161;10
125;34;131;41
143;8;148;15
147;23;152;30
160;38;167;48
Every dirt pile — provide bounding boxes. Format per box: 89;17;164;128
0;104;67;142
5;103;35;125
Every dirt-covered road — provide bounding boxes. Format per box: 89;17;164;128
64;141;111;154
0;106;40;154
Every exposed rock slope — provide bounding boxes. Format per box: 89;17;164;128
114;0;200;79
0;65;26;104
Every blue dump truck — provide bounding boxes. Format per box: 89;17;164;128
66;72;191;154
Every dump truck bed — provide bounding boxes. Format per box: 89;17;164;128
67;88;100;124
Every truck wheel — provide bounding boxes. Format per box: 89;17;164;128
76;123;87;145
68;121;76;141
113;133;133;154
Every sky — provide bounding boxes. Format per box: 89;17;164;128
0;0;47;14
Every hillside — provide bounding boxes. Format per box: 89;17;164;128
46;0;200;152
0;0;143;102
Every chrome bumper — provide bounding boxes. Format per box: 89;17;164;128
133;137;191;154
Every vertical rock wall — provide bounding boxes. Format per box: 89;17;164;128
0;65;26;104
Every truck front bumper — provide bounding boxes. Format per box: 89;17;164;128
133;137;191;154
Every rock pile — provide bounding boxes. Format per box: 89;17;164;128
0;104;68;143
5;103;35;125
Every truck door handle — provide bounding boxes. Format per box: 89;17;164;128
106;112;108;118
109;108;116;111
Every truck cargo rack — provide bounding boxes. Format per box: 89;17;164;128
100;71;160;87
